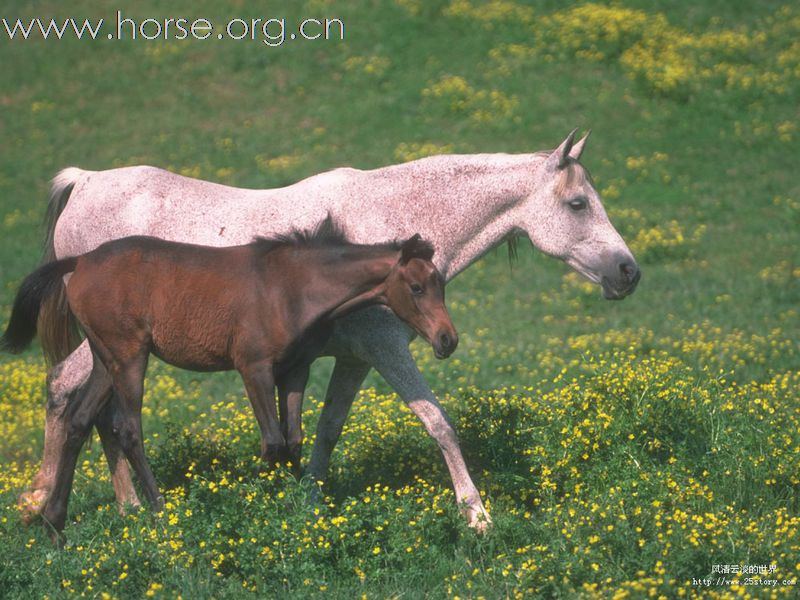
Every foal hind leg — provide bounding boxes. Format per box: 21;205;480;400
41;356;114;536
277;364;311;478
19;340;140;524
95;388;142;515
105;355;163;511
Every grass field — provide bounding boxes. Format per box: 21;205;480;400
1;0;799;598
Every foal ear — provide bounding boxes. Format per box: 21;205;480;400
568;129;591;161
400;234;435;264
544;128;578;171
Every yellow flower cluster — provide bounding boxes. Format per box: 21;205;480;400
606;206;706;262
759;260;800;285
393;142;455;163
344;55;391;77
538;4;658;62
255;153;303;172
459;3;799;101
392;0;423;17
422;75;519;124
1;316;798;597
0;359;46;465
532;3;800;99
443;0;535;27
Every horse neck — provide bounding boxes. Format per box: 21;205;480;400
355;154;544;281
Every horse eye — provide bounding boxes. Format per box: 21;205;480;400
410;284;424;296
568;198;588;211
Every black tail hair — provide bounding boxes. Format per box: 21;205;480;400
1;257;78;354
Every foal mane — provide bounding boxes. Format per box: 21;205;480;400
251;214;434;261
252;213;349;255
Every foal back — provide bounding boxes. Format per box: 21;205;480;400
67;236;263;372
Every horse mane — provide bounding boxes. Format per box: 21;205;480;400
252;213;433;260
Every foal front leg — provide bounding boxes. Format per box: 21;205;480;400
238;361;283;467
277;364;311;477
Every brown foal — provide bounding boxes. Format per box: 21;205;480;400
2;218;457;534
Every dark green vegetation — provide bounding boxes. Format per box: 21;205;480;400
1;1;798;598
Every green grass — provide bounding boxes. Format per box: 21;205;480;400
1;0;799;598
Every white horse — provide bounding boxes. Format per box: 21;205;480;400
19;130;639;531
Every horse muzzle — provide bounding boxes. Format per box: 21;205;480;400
601;260;641;300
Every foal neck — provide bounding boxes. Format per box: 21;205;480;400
277;245;399;328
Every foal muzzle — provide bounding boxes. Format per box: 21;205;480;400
433;329;458;359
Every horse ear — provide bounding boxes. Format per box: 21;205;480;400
400;234;435;264
568;129;590;161
544;128;578;171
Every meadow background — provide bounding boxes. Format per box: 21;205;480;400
1;0;798;598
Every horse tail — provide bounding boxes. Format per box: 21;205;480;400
1;257;80;354
38;168;86;365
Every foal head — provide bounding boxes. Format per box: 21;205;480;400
385;236;458;359
522;130;641;300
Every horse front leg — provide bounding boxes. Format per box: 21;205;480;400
313;307;490;531
368;341;492;532
277;364;311;478
19;340;141;524
306;356;371;485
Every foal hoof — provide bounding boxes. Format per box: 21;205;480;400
17;488;50;525
263;444;286;468
46;525;67;549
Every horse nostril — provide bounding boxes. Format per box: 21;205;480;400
619;262;639;282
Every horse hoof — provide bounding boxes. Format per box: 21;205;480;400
465;507;492;534
17;488;50;525
116;499;143;517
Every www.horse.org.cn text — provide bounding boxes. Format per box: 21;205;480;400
2;11;346;47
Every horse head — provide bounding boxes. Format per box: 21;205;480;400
522;129;641;300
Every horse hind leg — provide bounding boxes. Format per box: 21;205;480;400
18;340;141;524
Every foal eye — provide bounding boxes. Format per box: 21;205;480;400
410;284;424;295
568;198;588;211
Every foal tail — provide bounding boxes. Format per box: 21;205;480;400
1;257;79;354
